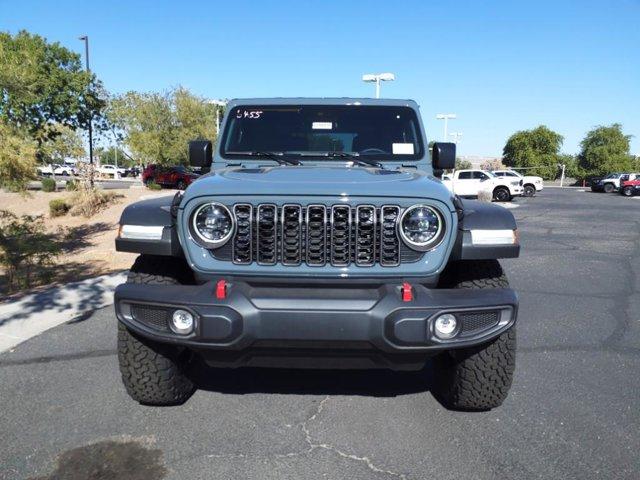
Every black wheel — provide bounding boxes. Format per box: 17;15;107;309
433;260;516;410
118;255;196;405
176;180;187;190
622;186;634;197
523;184;536;197
603;183;615;193
492;187;510;202
61;170;68;176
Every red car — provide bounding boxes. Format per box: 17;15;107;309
620;178;640;197
142;165;200;190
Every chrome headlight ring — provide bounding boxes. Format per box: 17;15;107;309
398;204;445;252
190;202;235;249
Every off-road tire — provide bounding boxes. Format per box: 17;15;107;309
176;180;187;190
603;183;615;193
118;255;195;405
523;184;536;197
492;187;510;202
434;260;516;410
622;186;633;197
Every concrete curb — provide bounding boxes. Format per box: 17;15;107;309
0;272;126;353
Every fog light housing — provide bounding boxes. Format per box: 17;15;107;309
434;313;458;339
171;309;194;335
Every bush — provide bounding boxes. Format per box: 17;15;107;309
146;181;161;191
69;188;122;218
65;179;78;191
41;177;56;192
49;199;70;217
0;210;60;291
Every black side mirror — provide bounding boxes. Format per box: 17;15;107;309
188;140;212;168
432;142;456;170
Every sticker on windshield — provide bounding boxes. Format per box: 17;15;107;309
392;143;414;154
312;122;333;130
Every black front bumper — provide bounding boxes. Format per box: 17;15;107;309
114;281;518;370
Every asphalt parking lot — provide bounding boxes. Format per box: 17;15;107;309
1;188;638;480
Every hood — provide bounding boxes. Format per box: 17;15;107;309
185;165;453;203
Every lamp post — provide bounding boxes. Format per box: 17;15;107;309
362;73;395;98
449;132;463;145
436;113;456;141
78;36;94;170
207;99;227;135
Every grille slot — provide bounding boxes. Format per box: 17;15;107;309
306;205;327;266
459;311;500;335
355;205;376;266
331;205;351;266
232;204;253;264
380;206;400;266
257;204;277;265
282;204;303;265
130;305;170;332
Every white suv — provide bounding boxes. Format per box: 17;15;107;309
442;169;523;202
492;170;543;197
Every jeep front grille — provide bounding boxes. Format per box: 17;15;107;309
223;203;424;267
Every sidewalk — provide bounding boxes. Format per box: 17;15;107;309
0;272;126;352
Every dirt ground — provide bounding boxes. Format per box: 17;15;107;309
0;187;174;297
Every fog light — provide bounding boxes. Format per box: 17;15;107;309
171;309;194;334
434;313;458;339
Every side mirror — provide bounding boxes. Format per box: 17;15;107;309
188;140;212;168
432;142;456;170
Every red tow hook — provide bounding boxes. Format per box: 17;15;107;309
401;282;413;302
215;279;227;300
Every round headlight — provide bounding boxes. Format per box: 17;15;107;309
399;205;444;251
191;202;234;248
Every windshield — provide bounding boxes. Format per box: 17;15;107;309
221;105;424;161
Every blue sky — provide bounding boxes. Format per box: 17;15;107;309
2;0;639;156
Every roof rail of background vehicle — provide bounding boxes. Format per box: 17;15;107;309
226;97;419;107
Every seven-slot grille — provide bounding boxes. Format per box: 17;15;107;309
226;203;418;267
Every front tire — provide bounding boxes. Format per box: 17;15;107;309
523;184;536;197
492;187;511;202
433;260;516;410
117;255;195;405
603;183;615;193
622;186;633;197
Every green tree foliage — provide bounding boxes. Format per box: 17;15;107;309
502;126;564;179
108;87;217;165
0;120;37;191
97;146;136;168
455;158;472;170
0;31;106;140
577;124;634;176
38;123;85;164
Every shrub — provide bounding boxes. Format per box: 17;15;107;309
0;210;60;291
146;181;161;191
49;199;70;217
41;177;56;192
69;188;122;218
65;179;78;191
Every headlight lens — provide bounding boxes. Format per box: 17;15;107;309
191;202;234;248
399;205;444;251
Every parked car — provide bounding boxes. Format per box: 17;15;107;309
442;169;523;201
591;173;626;193
142;164;200;189
114;97;521;411
37;163;77;176
492;169;543;197
97;164;128;178
620;176;640;196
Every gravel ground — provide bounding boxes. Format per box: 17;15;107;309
1;188;638;480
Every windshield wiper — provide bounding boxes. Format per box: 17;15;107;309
325;152;383;169
227;151;301;166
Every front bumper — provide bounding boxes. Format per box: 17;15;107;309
114;281;518;369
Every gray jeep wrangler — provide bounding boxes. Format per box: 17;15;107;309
114;98;519;410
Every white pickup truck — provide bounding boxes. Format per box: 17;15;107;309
492;169;543;197
442;169;523;202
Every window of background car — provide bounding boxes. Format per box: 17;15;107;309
221;105;424;161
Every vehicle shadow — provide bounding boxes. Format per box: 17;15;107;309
192;362;435;398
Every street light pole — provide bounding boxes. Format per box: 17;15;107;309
436;113;457;141
449;132;463;145
207;99;227;135
78;35;94;170
362;73;395;98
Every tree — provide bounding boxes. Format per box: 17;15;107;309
503;126;564;179
0;120;37;191
577;124;634;177
38;123;85;164
455;158;472;170
97;146;136;168
0;31;106;156
480;158;504;171
108;87;217;166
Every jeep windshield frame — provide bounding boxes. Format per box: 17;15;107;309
220;105;424;162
